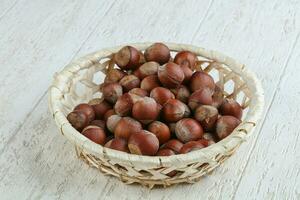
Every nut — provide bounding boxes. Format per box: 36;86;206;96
128;130;159;156
189;71;215;93
129;88;149;97
174;50;197;69
219;98;243;120
144;43;170;64
103;109;115;121
119;75;140;92
81;126;106;145
197;139;215;147
104;68;127;83
104;138;129;153
150;87;175;105
180;64;193;83
74;103;95;122
106;115;122;133
162;99;186;122
148;121;171;145
168;123;177;135
188;88;213;110
160;139;183;154
89;120;106;129
182;103;191;118
175;118;203;143
67;110;89;131
133;61;159;79
114;93;134;116
216;116;241;139
132;97;160;124
113;46;140;70
212;85;224;108
114;117;142;140
88;98;112;120
158;62;184;88
156;149;175;156
171;85;190;104
179;141;205;154
101;82;123;104
194;105;218;131
140;75;161;92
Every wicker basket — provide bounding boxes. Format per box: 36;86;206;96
48;42;264;188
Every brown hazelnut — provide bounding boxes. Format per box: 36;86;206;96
158;62;184;88
88;98;112;120
67;110;89;131
132;97;160;124
160;139;183;154
101;82;123;104
168;123;177;135
212;85;224;108
103;109;116;121
150;87;175;105
138;51;146;65
197;139;215;147
219;98;243;120
144;43;170;65
113;46;140;70
140;75;161;92
179;141;205;154
171;85;190;104
194;105;218;131
189;71;215;93
203;132;215;141
182;103;191;118
216;116;241;139
162;99;186;122
129;88;149;97
104;68;127;83
133;61;159;79
180;64;193;83
156;149;175;156
114;117;142;140
81;126;106;145
119;75;140;92
128;130;159;155
89;120;106;129
148;121;171;145
104;138;129;153
188;88;213;110
106;115;122;133
174;51;197;69
175;118;203;143
114;93;134;116
74;103;95;122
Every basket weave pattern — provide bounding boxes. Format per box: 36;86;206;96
48;43;264;188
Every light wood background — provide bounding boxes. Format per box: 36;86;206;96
0;0;299;199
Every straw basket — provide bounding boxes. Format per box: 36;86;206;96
48;42;264;188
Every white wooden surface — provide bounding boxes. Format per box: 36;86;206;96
0;0;299;199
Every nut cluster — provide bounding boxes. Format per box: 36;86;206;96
67;42;242;158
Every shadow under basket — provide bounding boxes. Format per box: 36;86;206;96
48;42;264;188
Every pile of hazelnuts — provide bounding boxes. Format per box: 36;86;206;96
67;43;242;157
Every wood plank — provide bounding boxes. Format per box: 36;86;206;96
233;32;300;200
0;0;116;153
0;0;19;21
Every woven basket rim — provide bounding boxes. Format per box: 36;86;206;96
48;42;264;167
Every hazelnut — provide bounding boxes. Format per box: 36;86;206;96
180;64;193;83
148;121;171;145
203;132;215;141
175;118;203;143
104;68;127;83
150;87;175;105
179;141;205;154
174;51;197;69
216;116;241;139
104;138;129;153
212;85;224;108
160;139;183;154
156;149;175;156
138;51;146;65
189;71;215;93
74;103;95;122
171;85;190;104
129;88;149;97
114;117;142;140
219;98;243;120
182;103;191;118
81;126;106;145
162;99;186;122
197;139;215;147
188;88;213;110
89;120;106;129
140;75;161;92
158;62;184;88
132;97;160;124
168;123;177;135
106;115;122;133
114;93;134;116
67;110;89;131
119;75;140;92
133;61;159;79
128;130;159;156
101;82;123;104
194;105;218;131
103;109;116;121
144;43;170;65
113;46;140;70
88;98;112;120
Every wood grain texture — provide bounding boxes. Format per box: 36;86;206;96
0;0;299;199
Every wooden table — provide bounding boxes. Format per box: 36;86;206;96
0;0;299;199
